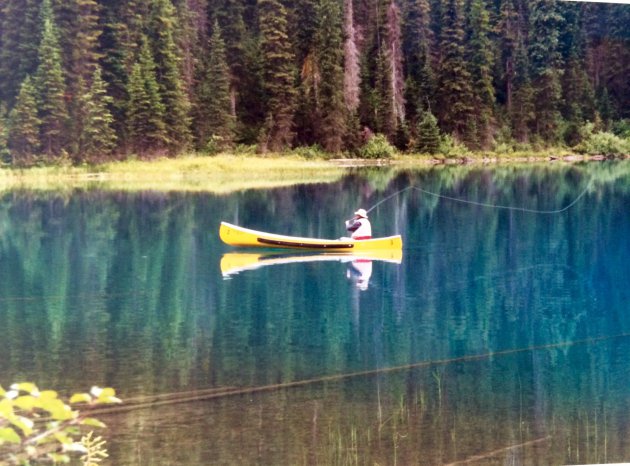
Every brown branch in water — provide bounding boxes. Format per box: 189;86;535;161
443;436;551;465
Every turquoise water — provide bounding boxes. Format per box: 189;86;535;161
1;162;630;464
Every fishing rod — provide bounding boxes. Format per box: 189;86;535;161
366;180;593;215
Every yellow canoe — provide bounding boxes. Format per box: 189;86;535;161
219;221;403;252
221;251;403;277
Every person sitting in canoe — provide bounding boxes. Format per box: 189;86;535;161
345;208;372;240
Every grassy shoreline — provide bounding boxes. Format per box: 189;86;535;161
0;151;625;193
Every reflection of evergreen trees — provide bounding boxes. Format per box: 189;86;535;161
0;163;629;462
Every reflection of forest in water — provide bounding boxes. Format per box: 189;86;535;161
0;161;629;464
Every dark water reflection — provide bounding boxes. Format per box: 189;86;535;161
1;162;630;464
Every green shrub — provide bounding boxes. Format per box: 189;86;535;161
293;144;328;159
203;135;226;155
233;143;258;155
437;134;472;158
575;123;630;157
612;119;630;139
415;111;441;154
358;134;396;159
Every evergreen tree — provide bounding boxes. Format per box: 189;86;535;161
258;0;297;152
98;0;151;139
402;0;435;121
415;110;441;154
75;0;103;86
291;0;321;146
173;0;209;99
217;0;247;118
375;45;396;139
7;76;41;165
343;0;361;113
315;0;346;153
387;0;405;128
557;1;592;144
528;0;563;142
511;35;534;142
236;32;267;144
0;0;41;106
148;0;192;153
78;67;117;160
51;0;102;90
194;21;234;150
0;105;8;162
126;38;168;156
498;0;519;113
605;4;630;119
436;0;474;142
467;0;495;148
35;0;70;158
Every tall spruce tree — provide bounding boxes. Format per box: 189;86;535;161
51;0;102;90
0;0;42;106
51;0;104;157
343;0;360;113
294;0;321;148
387;0;405;127
99;0;151;139
511;35;534;142
217;0;247;118
498;0;519;113
258;0;297;152
173;0;209;99
605;4;630;119
415;110;441;153
560;4;595;144
315;0;346;153
402;0;435;122
35;0;70;158
0;105;8;162
78;67;117;160
194;21;234;150
148;0;192;153
529;0;563;142
7;76;41;166
436;0;474;142
126;37;168;155
467;0;495;148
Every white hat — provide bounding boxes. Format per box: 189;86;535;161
354;208;368;218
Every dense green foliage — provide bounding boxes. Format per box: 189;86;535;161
0;0;629;162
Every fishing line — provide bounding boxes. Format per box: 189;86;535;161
366;180;593;215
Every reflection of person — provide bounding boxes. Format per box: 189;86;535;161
347;259;373;291
345;208;372;240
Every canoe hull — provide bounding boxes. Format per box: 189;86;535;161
221;251;403;277
219;222;403;251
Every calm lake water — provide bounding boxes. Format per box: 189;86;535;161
1;162;630;465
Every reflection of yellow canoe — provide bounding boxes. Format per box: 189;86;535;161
220;251;403;277
219;222;403;251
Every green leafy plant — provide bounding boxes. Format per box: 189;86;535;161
0;383;121;465
358;134;396;159
293;144;328;159
574;122;630;157
437;134;472;158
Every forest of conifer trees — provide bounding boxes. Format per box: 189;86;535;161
0;0;629;165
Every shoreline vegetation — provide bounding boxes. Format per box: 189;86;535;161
0;151;627;194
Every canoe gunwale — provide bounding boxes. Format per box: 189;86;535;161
220;221;402;251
